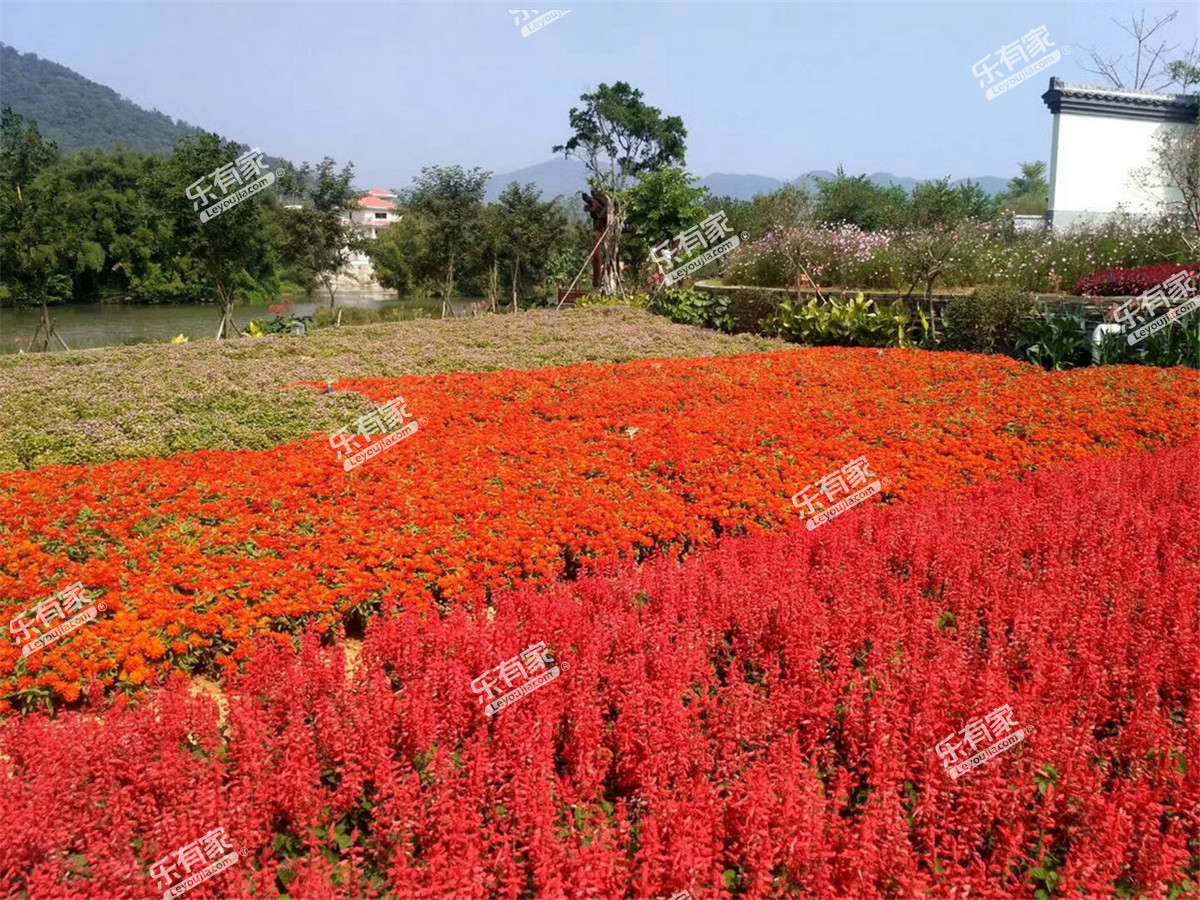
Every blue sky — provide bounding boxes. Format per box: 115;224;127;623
1;1;1196;188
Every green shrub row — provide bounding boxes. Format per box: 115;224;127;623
650;284;1197;369
647;288;734;332
770;293;921;348
945;288;1198;369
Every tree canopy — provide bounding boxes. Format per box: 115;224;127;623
553;82;687;294
274;157;358;306
403;165;491;317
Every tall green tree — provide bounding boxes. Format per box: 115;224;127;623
908;177;998;227
999;161;1049;216
623;167;708;279
493;182;570;308
275;157;358;307
403;165;490;317
813;167;907;230
744;184;812;240
33;147;172;302
553;82;687;295
1167;55;1200;92
264;200;324;296
367;211;434;298
0;108;73;349
154;132;275;338
474;204;508;312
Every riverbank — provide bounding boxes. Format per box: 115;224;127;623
0;306;785;470
0;292;486;355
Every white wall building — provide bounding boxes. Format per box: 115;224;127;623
342;188;402;286
1042;78;1198;228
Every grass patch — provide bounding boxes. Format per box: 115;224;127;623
0;307;785;470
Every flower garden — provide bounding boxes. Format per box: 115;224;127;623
0;309;1197;899
720;217;1194;295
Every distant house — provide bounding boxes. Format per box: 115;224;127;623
1042;78;1199;227
348;188;402;238
343;188;402;285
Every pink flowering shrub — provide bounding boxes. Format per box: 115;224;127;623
720;216;1190;294
725;224;897;289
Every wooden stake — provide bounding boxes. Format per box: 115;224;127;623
557;236;604;309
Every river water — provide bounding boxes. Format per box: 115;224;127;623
0;292;481;355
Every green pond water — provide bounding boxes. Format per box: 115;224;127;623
0;292;483;355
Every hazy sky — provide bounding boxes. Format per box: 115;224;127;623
1;0;1196;189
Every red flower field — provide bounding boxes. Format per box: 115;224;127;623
0;349;1196;708
1;439;1196;898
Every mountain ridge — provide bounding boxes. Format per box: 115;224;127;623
2;42;1009;203
482;158;1008;203
0;43;202;156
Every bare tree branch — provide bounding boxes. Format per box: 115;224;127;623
1080;51;1126;88
1079;9;1180;90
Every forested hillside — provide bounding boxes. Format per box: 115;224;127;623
0;43;199;155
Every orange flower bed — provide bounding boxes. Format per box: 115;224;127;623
0;349;1195;709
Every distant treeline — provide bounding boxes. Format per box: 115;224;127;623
0;100;1058;317
0;109;596;310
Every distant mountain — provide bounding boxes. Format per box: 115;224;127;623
484;158;590;203
698;173;786;199
3;41;1009;201
0;43;292;175
486;160;1008;205
0;43;202;156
